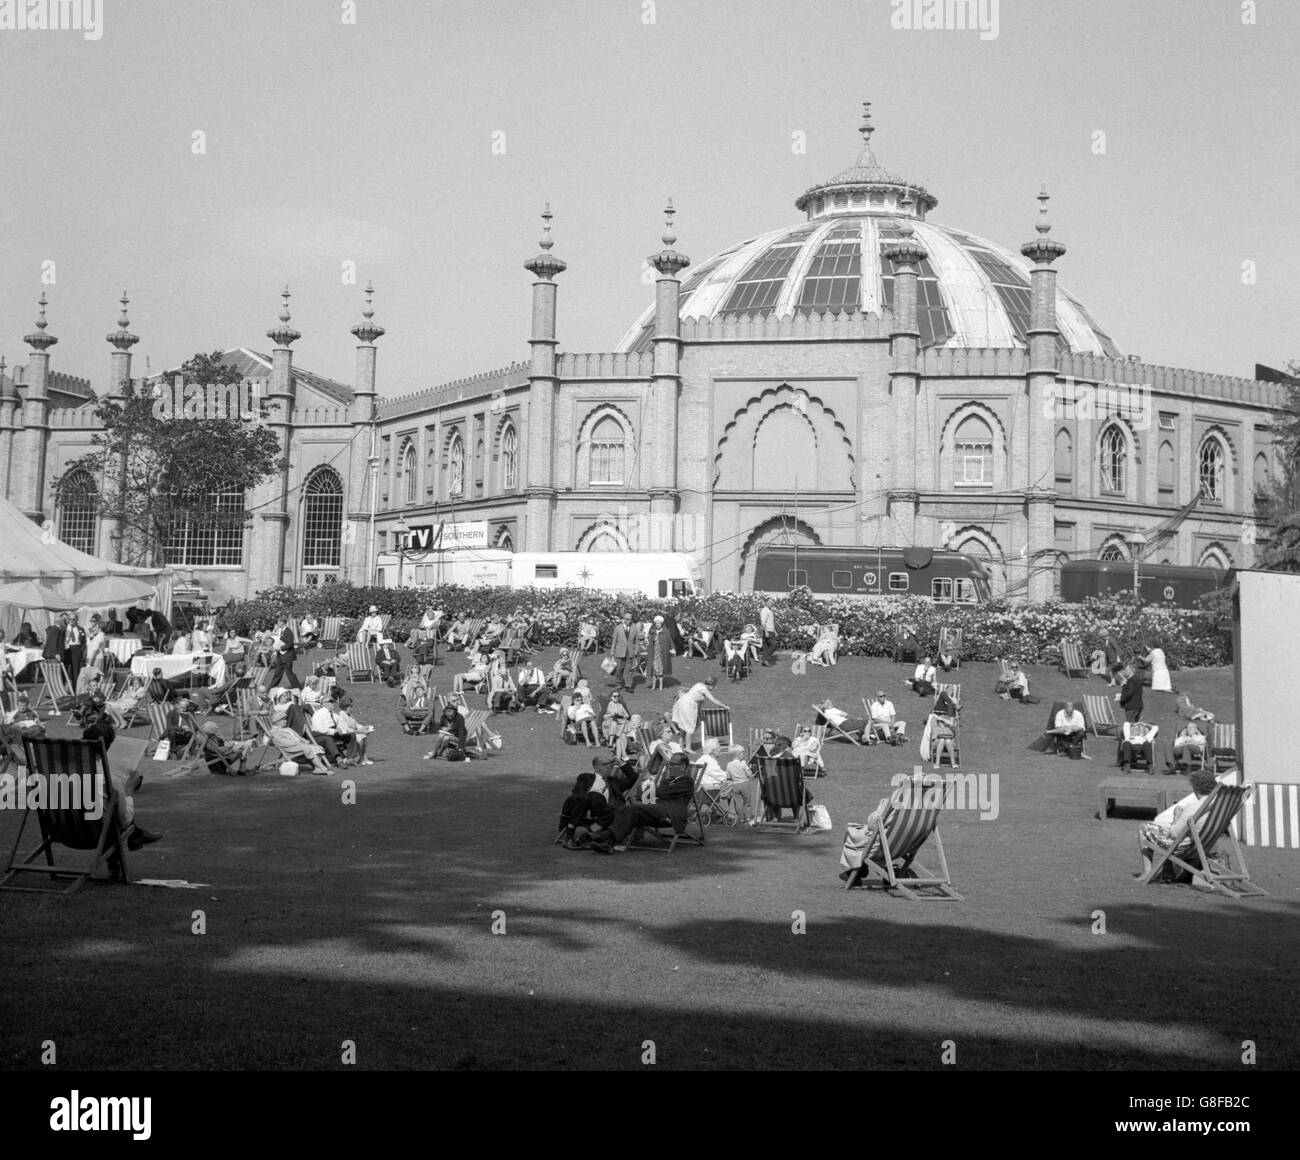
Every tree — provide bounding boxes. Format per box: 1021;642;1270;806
58;352;286;567
1254;360;1300;572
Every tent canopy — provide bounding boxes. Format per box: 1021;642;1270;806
0;580;85;612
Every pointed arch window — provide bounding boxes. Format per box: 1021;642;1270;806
448;432;465;498
1098;538;1128;562
1054;429;1073;486
1199;437;1226;504
57;469;98;555
1100;425;1127;494
589;416;627;485
302;467;343;568
954;414;994;486
1158;439;1175;497
501;423;518;491
401;442;417;505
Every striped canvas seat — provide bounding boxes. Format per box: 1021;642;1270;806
1060;641;1089;679
1082;694;1118;737
344;642;375;683
626;766;707;854
34;660;75;716
1139;782;1267;899
1;737;127;895
841;770;962;900
937;626;962;665
1211;723;1237;772
319;617;342;649
754;756;808;832
697;707;733;749
461;709;496;757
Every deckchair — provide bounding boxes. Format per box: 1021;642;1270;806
1060;642;1090;679
995;658;1015;693
343;641;376;683
1138;782;1267;898
249;664;271;691
697;707;733;749
1082;694;1119;738
576;621;601;655
754;756;809;832
937;626;962;667
634;722;656;760
1;737;128;895
815;704;862;746
747;727;767;757
893;625;920;664
802;724;828;777
459;619;486;649
1211;723;1238;773
461;709;496;758
232;687;264;742
625;767;707;854
33;659;75;716
688;626;717;659
840;771;962;900
319;617;342;650
924;712;961;768
934;683;961;712
862;698;904;745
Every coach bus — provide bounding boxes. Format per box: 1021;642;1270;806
1059;560;1232;607
751;546;993;603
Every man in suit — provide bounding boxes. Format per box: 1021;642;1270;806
42;615;67;664
62;616;86;685
103;607;124;635
1118;665;1145;724
609;613;640;692
265;620;301;690
758;601;777;666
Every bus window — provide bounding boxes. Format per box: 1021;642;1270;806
535;565;558;580
786;569;808;588
931;577;952;601
888;572;909;591
671;580;690;597
955;578;977;604
658;580;667;598
831;570;853;590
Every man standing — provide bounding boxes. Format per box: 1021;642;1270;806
758;601;777;666
62;616;87;685
609;613;639;692
42;614;68;667
1118;665;1144;724
266;619;301;690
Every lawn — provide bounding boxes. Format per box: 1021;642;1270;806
1;649;1296;1071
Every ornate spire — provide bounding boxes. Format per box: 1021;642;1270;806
350;281;386;345
651;197;690;277
524;204;567;280
107;290;140;350
859;100;875;149
884;189;928;268
1021;183;1066;265
266;284;302;347
24;292;58;351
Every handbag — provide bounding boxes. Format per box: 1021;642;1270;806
808;803;832;831
600;656;617;675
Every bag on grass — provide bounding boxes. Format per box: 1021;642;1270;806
808;803;833;831
600;656;617;675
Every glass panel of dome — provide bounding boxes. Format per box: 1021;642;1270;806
799;276;860;310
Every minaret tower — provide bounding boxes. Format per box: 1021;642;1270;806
522;206;565;551
347;282;385;583
106;292;140;561
0;355;17;504
18;293;57;518
251;287;301;588
647;199;690;545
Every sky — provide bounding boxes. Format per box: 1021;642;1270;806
0;0;1295;398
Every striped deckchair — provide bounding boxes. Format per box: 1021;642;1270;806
625;766;707;854
697;707;733;749
995;658;1015;693
934;683;961;711
1;737;128;895
840;770;962;900
343;642;376;683
458;619;486;649
747;727;767;757
249;664;271;691
937;626;963;667
803;723;828;777
232;687;264;742
461;709;496;757
813;704;860;746
1139;782;1267;899
1060;642;1090;679
634;722;656;759
576;621;601;655
34;659;75;716
754;756;809;832
319;617;342;650
1082;694;1119;738
1211;723;1238;772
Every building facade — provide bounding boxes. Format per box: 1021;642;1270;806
0;109;1285;602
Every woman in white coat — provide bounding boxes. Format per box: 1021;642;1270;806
1142;644;1173;693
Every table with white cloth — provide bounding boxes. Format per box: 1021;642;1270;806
130;652;226;686
106;637;145;665
1;647;44;678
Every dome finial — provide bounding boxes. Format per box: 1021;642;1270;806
351;281;385;344
539;203;554;252
362;281;375;320
1036;182;1052;235
107;288;140;350
35;292;49;331
24;291;58;351
662;198;677;247
267;284;302;347
279;284;293;323
859;101;874;147
525;205;567;280
898;189;915;234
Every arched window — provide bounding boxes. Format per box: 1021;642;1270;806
589;416;627;485
494;527;514;551
1158;440;1175;496
1054;429;1073;486
1099;426;1127;494
1199;437;1225;503
1098;537;1128;562
401;442;417;505
302;467;343;568
1254;451;1271;496
1200;546;1231;571
954;415;993;486
57;469;98;555
579;524;630;551
474;439;485;493
501;423;518;491
448;432;464;498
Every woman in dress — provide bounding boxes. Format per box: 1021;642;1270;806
601;688;631;743
644;615;673;690
808;623;839;667
671;676;728;742
1142;643;1174;693
567;678;599;746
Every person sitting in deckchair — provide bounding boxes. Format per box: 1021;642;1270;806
1119;719;1159;771
398;671;434;734
590;752;697;853
421;705;468;761
600;689;631;744
453;645;491;695
558;771;617;850
612;712;645;763
937;646;958;673
1138;769;1220;884
924;711;958;767
1049;700;1087;756
375;636;402;686
199;721;257;775
814;698;867;743
444;616;472;651
1172;721;1207;768
808;623;839;667
567;679;599;746
1005;664;1039;704
905;656;937;697
549;649;578;691
867;690;907;745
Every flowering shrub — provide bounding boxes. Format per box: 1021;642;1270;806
220;583;1232;668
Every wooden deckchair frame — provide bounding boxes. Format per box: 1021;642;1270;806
1211;723;1237;773
937;626;963;667
843;773;962;900
697;707;733;749
815;704;862;746
625;766;707;854
343;642;376;683
33;659;74;717
1082;694;1119;738
753;756;809;832
318;616;342;650
1060;641;1090;679
1138;782;1267;899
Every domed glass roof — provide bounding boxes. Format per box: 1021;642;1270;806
619;105;1120;358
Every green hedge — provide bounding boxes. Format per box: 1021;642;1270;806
222;583;1232;669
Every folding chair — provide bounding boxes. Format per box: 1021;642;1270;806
697;707;733;749
893;625;919;664
319;617;341;650
1211;723;1237;773
143;702;170;755
925;712;961;768
934;684;962;713
344;642;376;683
995;658;1015;694
1060;642;1090;679
461;709;496;758
690;761;738;828
754;756;809;832
625;767;707;853
232;687;264;742
1171;731;1208;773
576;621;601;655
688;626;717;659
249;664;271;691
861;698;903;746
1;737;128;895
33;659;75;716
797;724;828;778
815;704;863;747
840;770;963;900
937;627;963;668
634;722;656;760
1138;782;1268;899
1082;694;1118;739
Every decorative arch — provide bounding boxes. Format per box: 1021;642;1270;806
1199;543;1232;571
1055;427;1073;486
575;404;636;488
57;468;98;556
445;430;465;498
1098;534;1130;561
1197;427;1234;506
714;384;855;491
301;465;343;569
949;525;1007;597
575;520;631;552
737;516;822;586
474;438;485;493
1157;438;1176;495
939;401;1008;491
498;421;518;492
399;439;417;505
1097;420;1133;496
1253;451;1271;497
493;525;514;551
